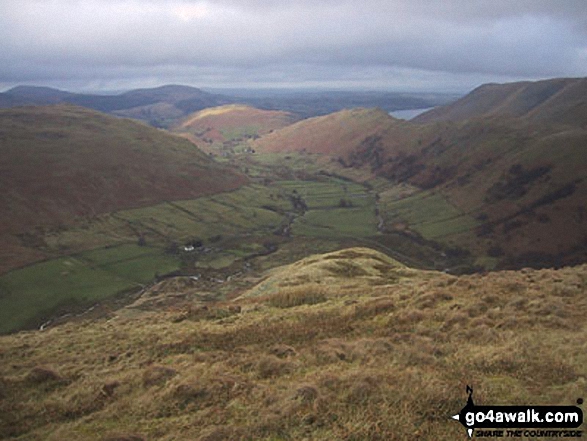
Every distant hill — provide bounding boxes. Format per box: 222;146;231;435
0;105;247;274
173;104;297;151
251;79;587;269
0;85;231;127
414;77;587;127
0;85;459;127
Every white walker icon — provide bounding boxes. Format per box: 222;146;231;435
451;385;475;438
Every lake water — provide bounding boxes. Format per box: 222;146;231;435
389;107;435;120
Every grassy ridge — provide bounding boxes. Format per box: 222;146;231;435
1;248;585;440
414;77;587;126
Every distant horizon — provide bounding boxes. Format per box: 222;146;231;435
4;75;584;97
0;81;467;96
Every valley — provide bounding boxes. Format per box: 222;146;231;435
2;2;586;439
0;148;454;334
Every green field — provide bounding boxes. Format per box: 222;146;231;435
275;179;373;209
293;208;378;237
266;178;379;238
0;244;182;334
380;190;480;240
0;184;292;333
220;125;260;141
41;185;288;256
81;244;181;284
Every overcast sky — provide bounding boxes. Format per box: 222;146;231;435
1;0;586;93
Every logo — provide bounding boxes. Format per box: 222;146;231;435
451;386;584;438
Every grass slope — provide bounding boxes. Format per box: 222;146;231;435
1;247;586;440
376;117;587;269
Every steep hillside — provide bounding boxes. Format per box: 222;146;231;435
376;117;587;269
0;105;247;273
414;77;587;127
1;247;585;440
173;104;297;154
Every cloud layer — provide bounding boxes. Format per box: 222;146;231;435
1;0;586;91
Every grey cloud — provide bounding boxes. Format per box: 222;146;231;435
0;0;585;91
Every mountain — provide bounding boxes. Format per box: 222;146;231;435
413;77;587;127
251;79;587;269
1;246;585;440
0;86;77;108
110;85;232;124
0;105;247;274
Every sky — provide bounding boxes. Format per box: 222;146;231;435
1;0;586;93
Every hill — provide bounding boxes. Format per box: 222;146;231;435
1;247;585;440
0;105;246;274
252;107;428;161
173;104;297;154
414;77;587;127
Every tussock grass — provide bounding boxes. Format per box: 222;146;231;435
1;248;586;440
264;287;328;308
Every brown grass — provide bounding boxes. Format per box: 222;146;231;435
263;286;328;308
0;248;586;440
